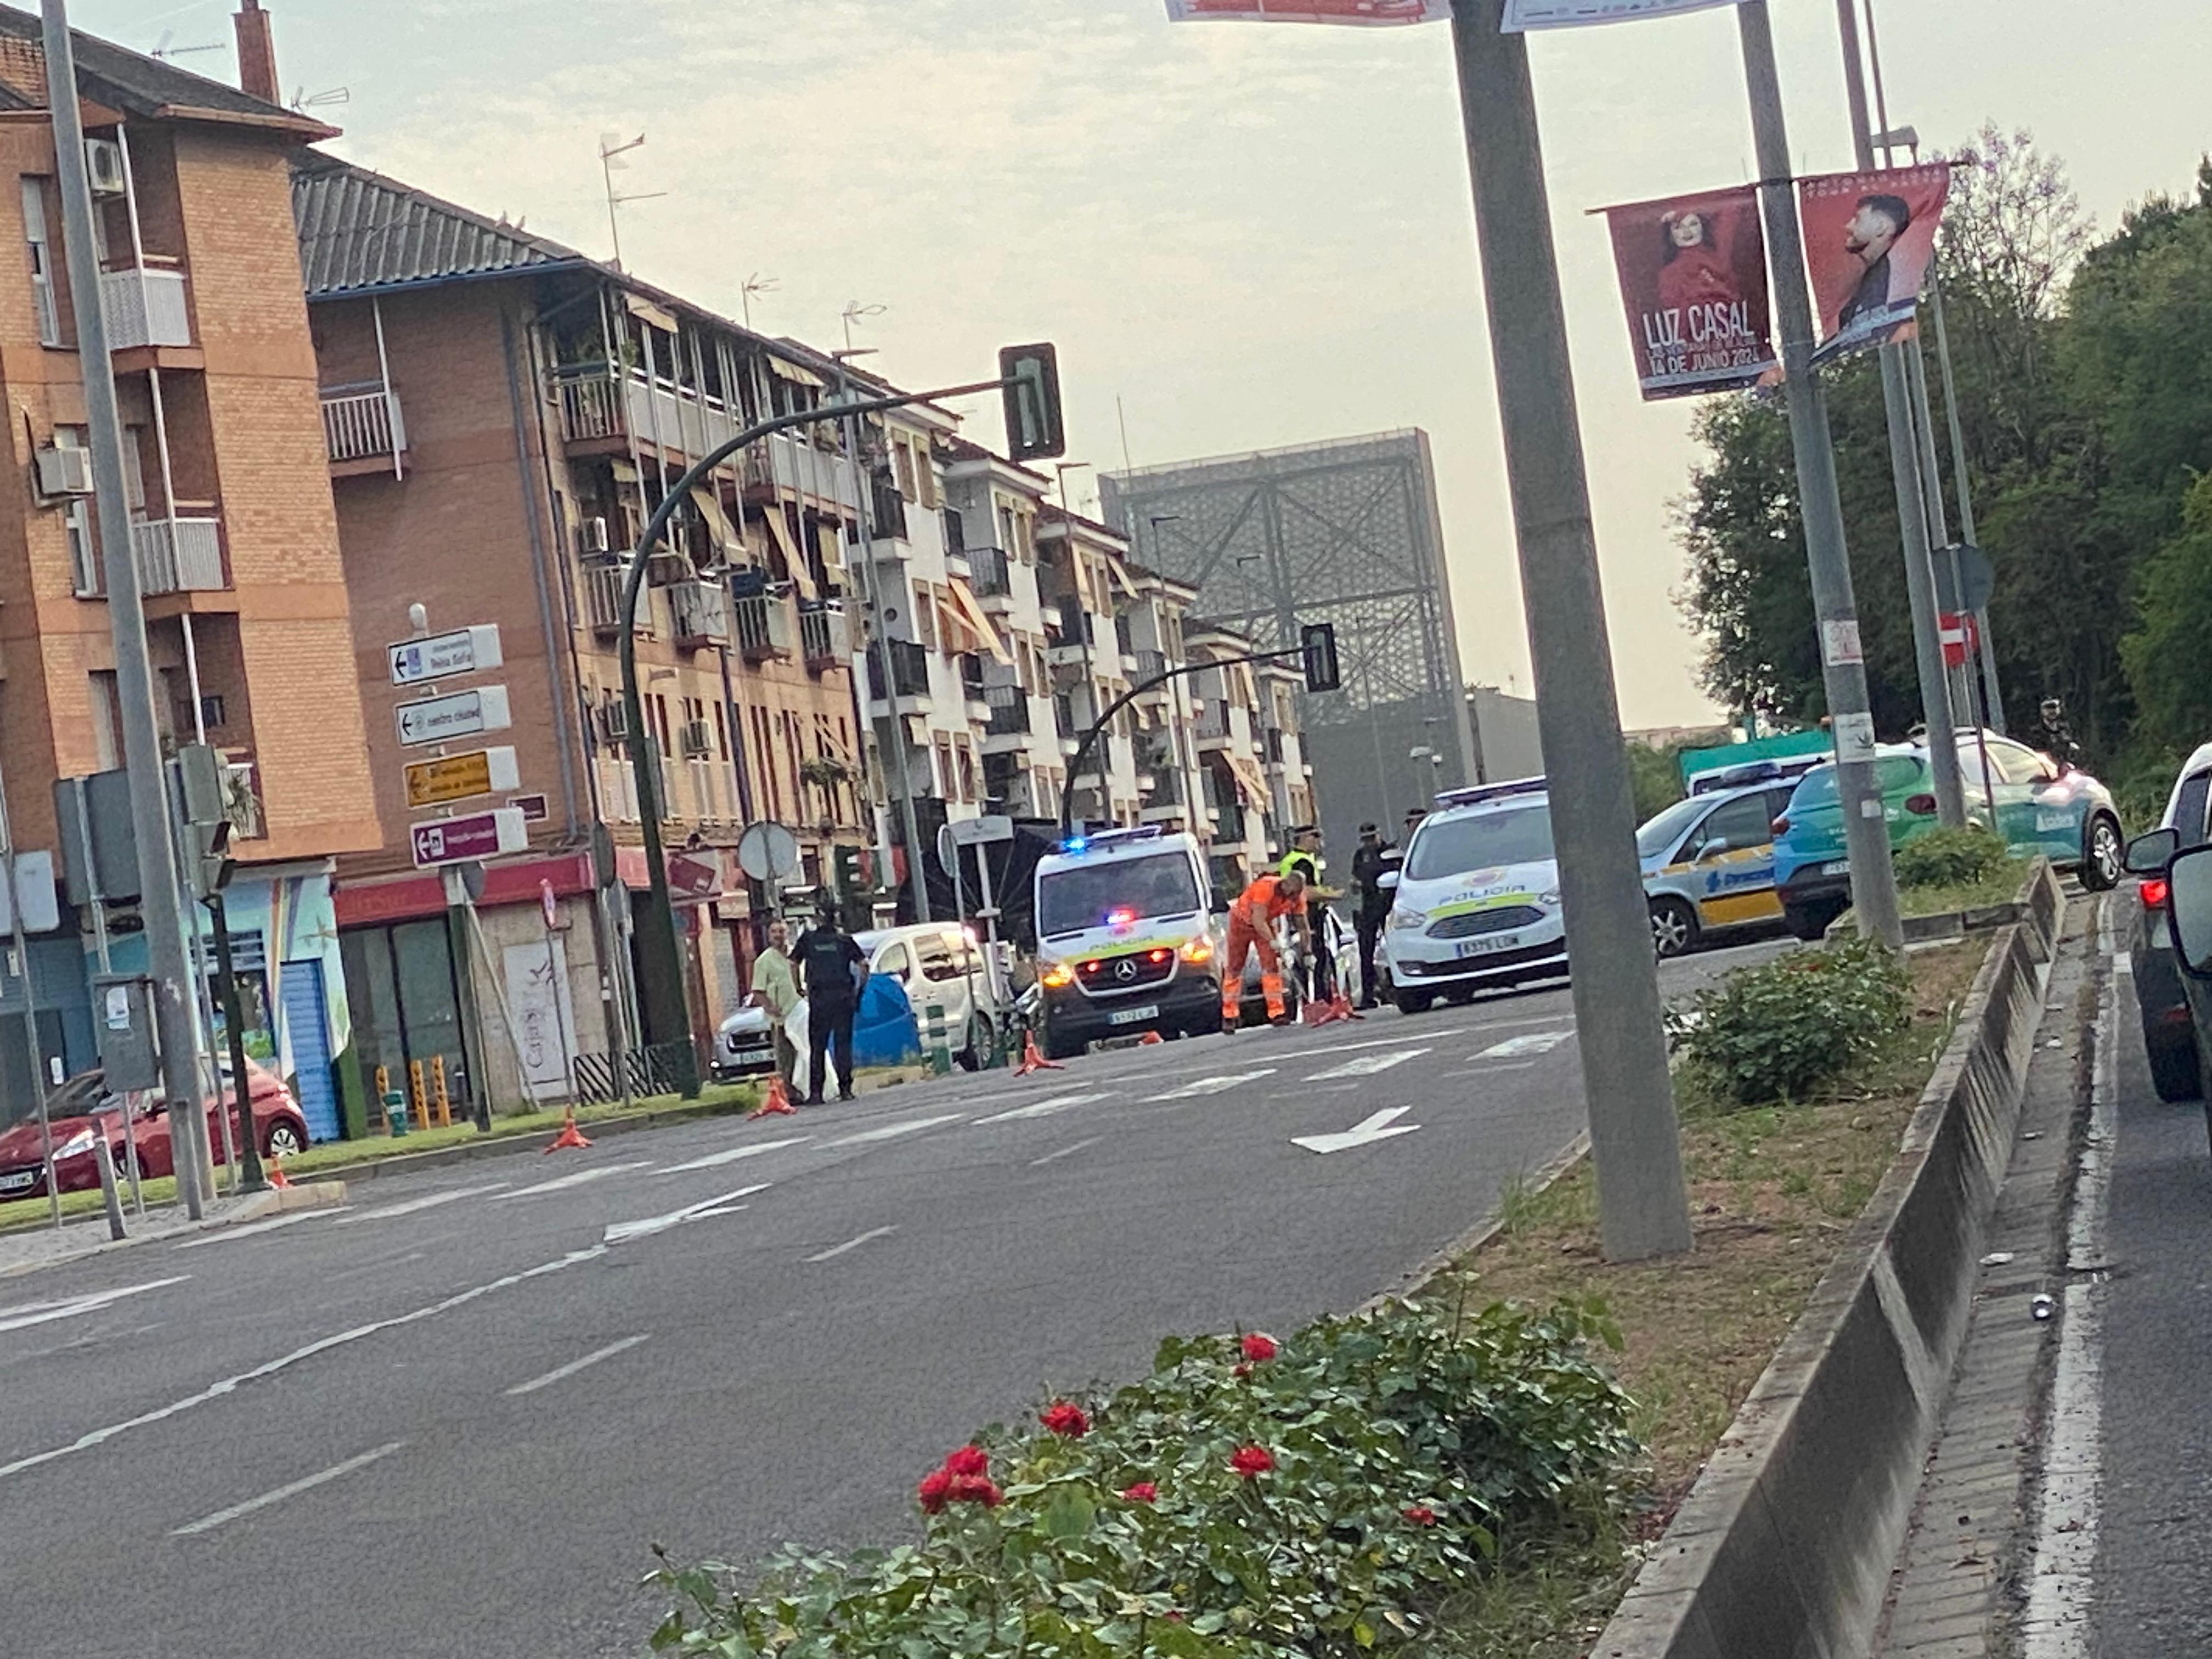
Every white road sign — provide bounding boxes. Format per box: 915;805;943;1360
388;624;503;687
396;685;512;748
949;814;1014;847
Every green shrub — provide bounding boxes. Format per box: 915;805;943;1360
1893;824;2008;889
1667;933;1912;1108
647;1298;1635;1658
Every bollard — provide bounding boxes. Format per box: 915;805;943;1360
383;1088;411;1137
408;1059;429;1131
93;1135;126;1242
374;1065;390;1132
923;1001;952;1076
432;1054;453;1128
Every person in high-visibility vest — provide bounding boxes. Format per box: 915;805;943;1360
1278;827;1333;1002
1222;869;1308;1028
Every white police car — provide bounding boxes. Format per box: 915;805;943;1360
1377;779;1565;1013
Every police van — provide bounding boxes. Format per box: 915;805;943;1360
1376;778;1566;1013
1032;827;1222;1058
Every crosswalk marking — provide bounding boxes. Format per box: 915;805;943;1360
494;1161;649;1200
822;1114;964;1149
978;1092;1114;1125
336;1183;510;1224
173;1212;327;1249
657;1137;810;1174
1306;1049;1428;1081
1476;1030;1574;1059
1147;1070;1276;1102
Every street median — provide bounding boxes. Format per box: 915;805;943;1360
1591;857;2064;1659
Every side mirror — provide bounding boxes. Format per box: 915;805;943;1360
1696;839;1733;862
2126;828;2180;876
2168;846;2212;976
1376;870;1401;891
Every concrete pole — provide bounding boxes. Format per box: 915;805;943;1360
1927;266;2007;733
1446;0;1689;1261
1904;340;1974;731
1739;1;1904;948
42;0;207;1217
1831;0;1963;826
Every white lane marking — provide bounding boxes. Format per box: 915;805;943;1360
1476;1030;1575;1059
978;1092;1114;1125
504;1335;650;1397
0;1242;610;1484
2111;953;2132;978
173;1212;332;1249
0;1277;190;1338
1463;1014;1576;1036
1273;1033;1430;1059
1307;1049;1429;1080
805;1225;898;1263
336;1183;510;1224
495;1161;650;1200
657;1137;810;1174
822;1115;964;1149
602;1184;768;1245
1438;1062;1538;1080
1029;1137;1102;1167
173;1441;405;1537
1147;1070;1275;1102
2024;898;2117;1658
1293;1106;1421;1155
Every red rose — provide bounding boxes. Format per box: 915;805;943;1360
1041;1401;1090;1438
949;1474;1004;1508
1232;1364;1251;1379
1229;1446;1274;1478
918;1468;952;1514
1240;1332;1278;1362
943;1445;990;1479
1402;1505;1438;1526
1121;1481;1158;1504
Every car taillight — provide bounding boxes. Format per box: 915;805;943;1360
2141;877;2170;910
1771;815;1790;837
1904;793;1938;816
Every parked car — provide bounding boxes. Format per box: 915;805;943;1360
1637;771;1804;958
1377;778;1566;1013
2139;839;2212;1148
2123;741;2212;1102
1770;731;2123;940
709;1001;779;1082
854;923;997;1068
0;1059;309;1202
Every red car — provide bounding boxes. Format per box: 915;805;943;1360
0;1061;308;1201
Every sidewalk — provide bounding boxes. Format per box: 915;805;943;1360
1869;891;2107;1657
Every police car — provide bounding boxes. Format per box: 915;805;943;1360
1637;761;1814;959
1032;827;1223;1058
1376;779;1565;1013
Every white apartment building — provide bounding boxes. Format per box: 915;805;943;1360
1125;568;1210;835
1186;624;1298;893
1038;504;1148;829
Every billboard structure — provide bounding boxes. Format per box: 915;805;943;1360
1103;431;1479;864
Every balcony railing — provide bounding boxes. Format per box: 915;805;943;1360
1135;648;1168;683
550;365;742;457
320;386;406;464
967;545;1012;598
1114;613;1135;656
732;591;796;661
130;517;225;595
99;266;190;351
798;601;850;672
670;581;731;648
737;429;862;511
581;564;652;637
868;637;930;701
1194;702;1231;741
984;684;1030;737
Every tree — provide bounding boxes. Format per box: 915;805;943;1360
2122;473;2212;762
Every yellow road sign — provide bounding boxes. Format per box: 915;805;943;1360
404;746;519;809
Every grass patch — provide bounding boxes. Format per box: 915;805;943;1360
1896;856;2030;919
1419;937;1989;1651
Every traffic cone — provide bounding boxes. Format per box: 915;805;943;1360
265;1159;291;1190
1138;1030;1163;1046
1014;1031;1065;1075
1330;991;1364;1022
748;1074;798;1118
544;1105;592;1153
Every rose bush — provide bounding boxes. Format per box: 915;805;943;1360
648;1295;1634;1657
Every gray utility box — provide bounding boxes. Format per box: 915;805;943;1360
93;974;161;1093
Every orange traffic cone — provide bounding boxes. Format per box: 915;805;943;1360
1331;991;1364;1022
544;1105;593;1153
1138;1030;1164;1046
1014;1030;1065;1075
748;1074;798;1118
265;1159;291;1190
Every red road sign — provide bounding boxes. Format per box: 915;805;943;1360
410;809;525;869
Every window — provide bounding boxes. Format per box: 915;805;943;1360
892;435;917;503
22;177;58;347
89;671;120;770
56;425;96;594
876;943;913;983
934;736;955;798
956;739;977;804
912;583;938;650
915;441;939;510
1405;804;1555;882
1694;795;1776;858
123;426;148;515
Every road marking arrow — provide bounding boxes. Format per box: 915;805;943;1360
1292;1106;1421;1155
602;1184;769;1245
656;1136;810;1174
1476;1030;1574;1059
1307;1049;1428;1081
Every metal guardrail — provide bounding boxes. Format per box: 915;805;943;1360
572;1042;694;1104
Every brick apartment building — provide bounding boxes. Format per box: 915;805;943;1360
0;9;378;1138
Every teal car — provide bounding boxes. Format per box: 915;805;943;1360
1770;730;2123;939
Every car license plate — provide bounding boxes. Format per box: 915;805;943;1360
0;1170;36;1194
1456;934;1522;958
1108;1005;1160;1026
1821;860;1851;876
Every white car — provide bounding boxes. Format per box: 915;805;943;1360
853;922;998;1069
1378;779;1566;1013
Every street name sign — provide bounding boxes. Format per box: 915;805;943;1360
949;814;1014;847
396;685;512;748
410;808;528;869
403;746;520;809
388;624;503;687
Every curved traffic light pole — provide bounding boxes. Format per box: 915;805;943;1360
618;376;1017;1098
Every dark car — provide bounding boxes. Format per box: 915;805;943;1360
2145;840;2212;1150
2126;742;2212;1101
0;1060;309;1203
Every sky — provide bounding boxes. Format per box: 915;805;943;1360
73;0;2212;727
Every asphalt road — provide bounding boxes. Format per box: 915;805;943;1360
2093;939;2212;1655
0;940;1780;1659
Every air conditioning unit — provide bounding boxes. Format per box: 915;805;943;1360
84;138;126;196
34;444;93;498
577;516;613;559
678;719;713;758
598;699;631;742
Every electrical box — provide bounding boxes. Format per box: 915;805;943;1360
93;974;160;1093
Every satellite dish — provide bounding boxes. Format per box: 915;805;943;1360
736;821;802;884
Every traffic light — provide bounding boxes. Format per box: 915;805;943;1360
998;343;1065;462
1301;622;1341;694
833;843;866;898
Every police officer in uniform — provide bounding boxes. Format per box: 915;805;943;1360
1278;826;1333;1003
792;904;867;1104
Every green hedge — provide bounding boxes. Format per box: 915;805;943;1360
1893;824;2008;889
1668;933;1913;1108
648;1298;1634;1657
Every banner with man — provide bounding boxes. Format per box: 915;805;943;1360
1797;163;1953;363
1601;184;1777;399
1163;0;1447;22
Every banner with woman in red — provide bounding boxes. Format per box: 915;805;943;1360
1796;163;1951;363
1601;185;1777;400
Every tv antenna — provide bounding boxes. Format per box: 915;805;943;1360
292;86;349;111
149;29;222;60
740;273;778;332
599;132;666;272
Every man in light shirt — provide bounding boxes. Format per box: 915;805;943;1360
752;917;801;1088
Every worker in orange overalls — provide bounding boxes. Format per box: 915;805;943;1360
1221;869;1309;1029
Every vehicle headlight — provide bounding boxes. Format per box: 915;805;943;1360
53;1128;99;1160
1040;962;1075;989
1389;905;1425;932
1178;937;1214;965
1539;887;1561;907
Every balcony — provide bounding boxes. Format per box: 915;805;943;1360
550;365;741;459
1194;702;1232;748
732;591;796;661
100;264;190;351
131;517;225;595
967;544;1014;609
1135;647;1168;685
320;385;407;469
670;581;731;649
867;638;931;703
798;601;851;674
737;428;862;511
582;564;652;637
